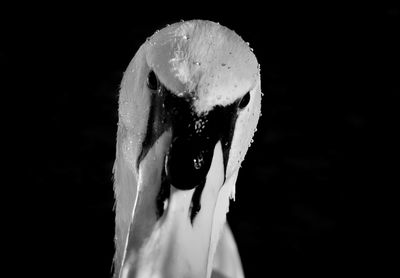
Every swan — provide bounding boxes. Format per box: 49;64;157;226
113;20;261;278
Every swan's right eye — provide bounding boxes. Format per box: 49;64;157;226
147;70;158;90
238;91;250;110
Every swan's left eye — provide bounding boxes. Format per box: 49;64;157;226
238;91;250;110
147;70;158;90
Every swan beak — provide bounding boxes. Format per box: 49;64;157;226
123;137;226;278
120;95;236;277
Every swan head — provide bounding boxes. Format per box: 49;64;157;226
113;20;261;278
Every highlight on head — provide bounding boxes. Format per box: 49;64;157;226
145;20;260;113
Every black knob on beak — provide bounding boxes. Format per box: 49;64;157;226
165;136;214;190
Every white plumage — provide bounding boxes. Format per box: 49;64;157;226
113;20;261;278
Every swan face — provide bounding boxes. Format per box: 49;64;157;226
114;20;261;278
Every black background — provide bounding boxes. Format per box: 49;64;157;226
3;4;398;278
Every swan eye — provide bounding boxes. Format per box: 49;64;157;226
147;70;158;90
238;91;250;110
